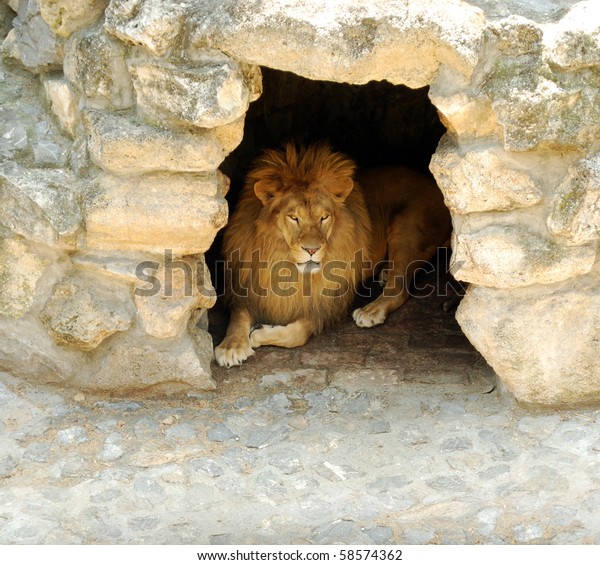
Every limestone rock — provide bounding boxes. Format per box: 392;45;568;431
83;172;228;255
0;166;82;248
42;74;80;137
428;86;502;142
0;3;14;41
83;327;216;392
481;15;600;151
104;0;185;57
72;251;161;284
430;138;542;214
457;267;600;406
64;25;134;110
545;1;600;70
38;0;109;38
127;57;251;128
11;0;63;72
133;254;216;339
451;224;596;288
40;270;134;351
547;155;600;246
0;315;86;385
0;237;49;319
82;109;244;174
189;0;486;87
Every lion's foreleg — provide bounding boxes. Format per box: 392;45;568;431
215;307;255;367
353;212;435;328
249;318;313;349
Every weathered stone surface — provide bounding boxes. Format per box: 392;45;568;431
0;166;82;248
451;224;596;288
127;57;251;129
40;270;134;351
11;0;63;72
134;254;216;339
430;137;542;214
42;74;80;137
429;84;502;142
0;3;14;40
457;266;600;406
72;251;160;284
38;0;109;38
0;236;49;319
83;172;228;255
0;316;86;385
105;0;185;57
82;109;244;174
63;25;134;110
548;155;600;246
545;1;600;70
189;0;486;88
481;15;600;151
84;328;215;392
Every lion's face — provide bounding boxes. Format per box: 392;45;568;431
247;143;356;273
275;190;335;272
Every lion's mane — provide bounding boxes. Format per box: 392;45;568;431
223;143;374;333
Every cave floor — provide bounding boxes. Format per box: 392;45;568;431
2;268;600;544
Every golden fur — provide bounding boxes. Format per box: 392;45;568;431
215;143;451;367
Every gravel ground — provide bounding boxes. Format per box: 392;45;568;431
2;288;600;544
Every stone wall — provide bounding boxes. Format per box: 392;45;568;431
1;0;599;405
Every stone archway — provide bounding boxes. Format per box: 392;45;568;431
1;0;599;406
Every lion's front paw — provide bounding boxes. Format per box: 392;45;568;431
352;304;387;328
214;336;255;367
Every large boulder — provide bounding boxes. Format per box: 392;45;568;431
82;109;244;174
457;265;600;406
83;171;228;255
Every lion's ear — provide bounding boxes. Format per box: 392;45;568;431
328;176;354;202
254;179;282;205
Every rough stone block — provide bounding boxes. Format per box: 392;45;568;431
0;236;49;319
11;0;63;72
82;109;244;174
38;0;109;38
428;88;502;142
457;266;600;406
481;15;600;152
451;224;596;288
189;0;485;87
127;57;251;128
0;315;86;385
72;251;160;284
0;166;83;249
42;74;80;137
548;155;600;246
83;172;228;255
545;2;600;70
64;25;134;110
83;326;216;393
40;270;135;351
105;0;184;57
133;254;216;339
430;137;542;214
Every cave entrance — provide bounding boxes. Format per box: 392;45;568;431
208;67;489;385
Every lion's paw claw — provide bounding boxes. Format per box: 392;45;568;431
214;339;255;368
352;306;386;328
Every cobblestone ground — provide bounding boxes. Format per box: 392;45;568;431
2;269;600;545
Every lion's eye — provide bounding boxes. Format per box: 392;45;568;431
288;214;299;223
321;214;331;222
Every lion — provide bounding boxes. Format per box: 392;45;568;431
214;143;451;367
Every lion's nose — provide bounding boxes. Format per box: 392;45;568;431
302;245;321;256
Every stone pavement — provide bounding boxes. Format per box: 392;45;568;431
2;268;600;544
